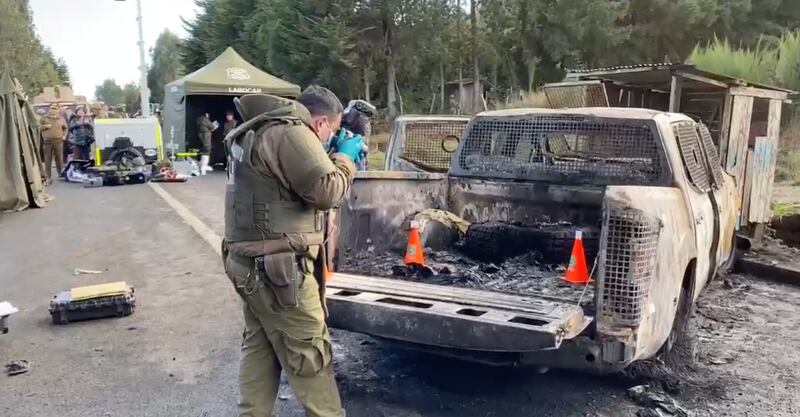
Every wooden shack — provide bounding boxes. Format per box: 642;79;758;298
543;63;794;238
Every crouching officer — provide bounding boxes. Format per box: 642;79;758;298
222;86;363;417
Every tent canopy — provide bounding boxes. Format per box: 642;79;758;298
0;70;46;211
166;47;300;97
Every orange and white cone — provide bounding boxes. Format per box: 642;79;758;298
404;221;426;267
562;230;591;285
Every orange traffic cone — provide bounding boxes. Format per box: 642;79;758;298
562;230;591;285
322;264;332;282
404;221;426;266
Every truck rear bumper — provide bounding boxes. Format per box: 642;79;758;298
327;273;592;352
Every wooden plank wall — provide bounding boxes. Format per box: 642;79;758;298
741;150;756;222
718;94;733;155
748;100;783;223
725;95;754;198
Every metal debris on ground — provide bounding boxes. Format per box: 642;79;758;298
342;249;594;305
73;268;103;276
6;360;30;376
627;384;689;417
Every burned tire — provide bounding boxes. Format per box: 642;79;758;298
657;286;697;366
624;286;696;382
462;222;599;264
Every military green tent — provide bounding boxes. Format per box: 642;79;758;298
0;70;46;211
163;47;301;157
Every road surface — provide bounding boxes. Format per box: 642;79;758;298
1;173;798;417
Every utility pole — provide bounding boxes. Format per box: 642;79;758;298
117;0;151;116
135;0;150;117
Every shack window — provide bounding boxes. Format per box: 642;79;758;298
674;123;711;192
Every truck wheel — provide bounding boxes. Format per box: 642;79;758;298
657;286;696;366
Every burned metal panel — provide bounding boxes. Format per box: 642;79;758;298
674;122;712;193
543;81;609;108
385;116;470;173
399;120;468;172
327;273;590;352
338;172;448;260
697;123;724;189
713;173;740;270
451;115;670;186
447;177;604;226
598;186;696;362
598;206;660;327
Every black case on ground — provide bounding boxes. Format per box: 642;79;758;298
49;287;135;325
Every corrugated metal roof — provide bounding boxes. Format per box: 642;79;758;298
565;63;794;93
567;62;679;73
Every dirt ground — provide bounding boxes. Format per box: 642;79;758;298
1;174;798;416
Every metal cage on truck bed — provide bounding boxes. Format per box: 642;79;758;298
451;112;670;186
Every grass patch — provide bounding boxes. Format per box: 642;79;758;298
368;150;385;170
772;201;800;218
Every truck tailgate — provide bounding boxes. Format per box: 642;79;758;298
327;273;592;352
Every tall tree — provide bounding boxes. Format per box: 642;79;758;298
147;30;186;104
95;79;126;106
122;83;140;114
0;0;70;94
471;0;480;111
180;0;800;115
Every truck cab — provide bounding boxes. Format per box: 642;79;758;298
327;108;738;372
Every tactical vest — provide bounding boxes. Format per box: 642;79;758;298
224;113;323;244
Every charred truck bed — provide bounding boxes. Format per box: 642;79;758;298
330;170;603;364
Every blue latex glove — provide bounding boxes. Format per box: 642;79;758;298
335;132;364;163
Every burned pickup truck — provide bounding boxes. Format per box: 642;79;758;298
327;107;739;372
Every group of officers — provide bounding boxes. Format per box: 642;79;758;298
222;86;366;417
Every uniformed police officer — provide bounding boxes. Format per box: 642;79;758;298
222;86;363;417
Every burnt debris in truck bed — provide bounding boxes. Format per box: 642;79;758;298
341;249;596;311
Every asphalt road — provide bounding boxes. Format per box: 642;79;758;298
1;173;798;417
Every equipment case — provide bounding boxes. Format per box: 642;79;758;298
49;285;135;324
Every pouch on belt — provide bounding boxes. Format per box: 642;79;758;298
255;252;300;309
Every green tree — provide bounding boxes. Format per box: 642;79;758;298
122;83;140;114
180;0;800;116
95;79;126;106
147;30;186;104
0;0;70;94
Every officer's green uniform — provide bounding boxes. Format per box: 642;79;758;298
223;94;355;417
197;114;214;155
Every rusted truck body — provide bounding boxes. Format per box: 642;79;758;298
327;108;738;372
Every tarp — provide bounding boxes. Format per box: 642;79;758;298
165;47;300;96
163;47;301;153
0;70;46;211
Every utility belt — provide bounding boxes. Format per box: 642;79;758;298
223;238;320;310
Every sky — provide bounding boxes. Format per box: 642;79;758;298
29;0;199;99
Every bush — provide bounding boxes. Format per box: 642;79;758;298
688;37;777;85
776;119;800;183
